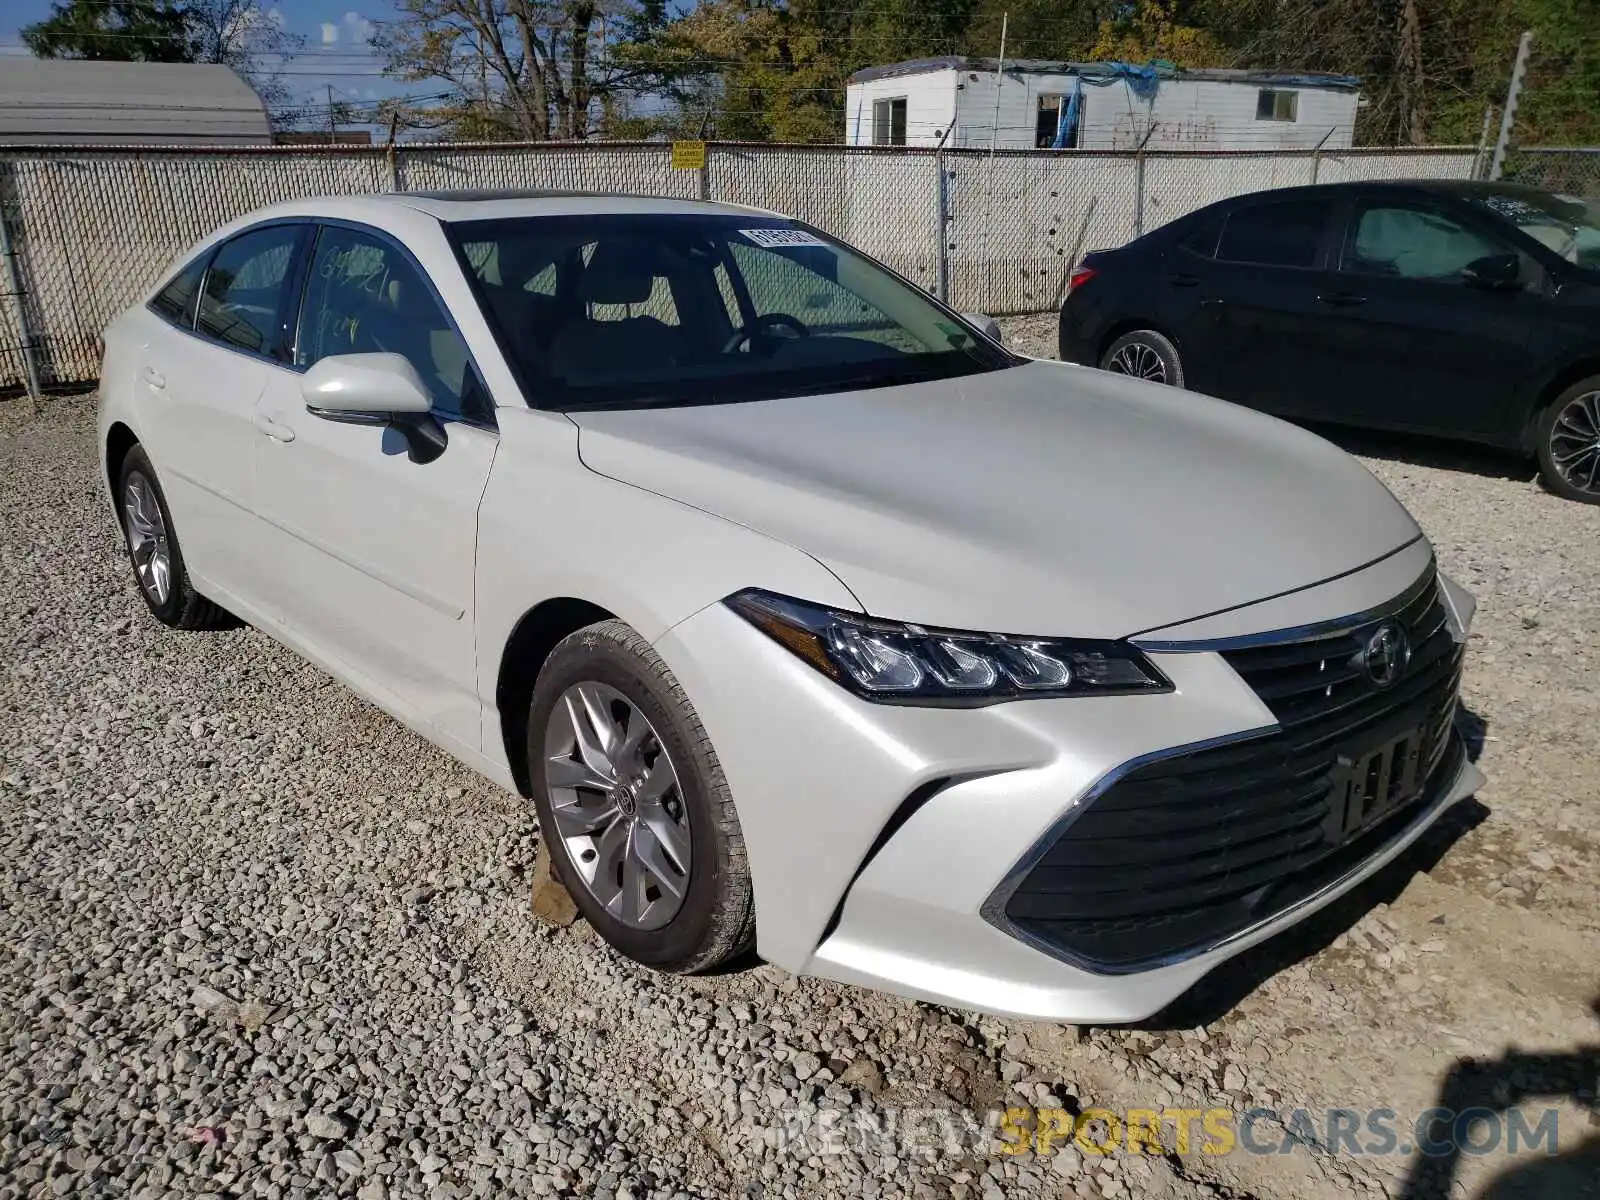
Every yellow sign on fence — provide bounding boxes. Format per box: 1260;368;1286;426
670;140;707;170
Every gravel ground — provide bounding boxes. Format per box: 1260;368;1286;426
2;362;1597;1200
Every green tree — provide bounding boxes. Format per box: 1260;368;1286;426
22;0;191;62
23;0;306;118
1187;0;1600;145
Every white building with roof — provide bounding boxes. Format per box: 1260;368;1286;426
846;58;1361;153
0;60;272;146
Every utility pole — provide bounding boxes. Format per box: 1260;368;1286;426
1473;105;1495;179
982;12;1007;313
1489;32;1533;181
988;12;1008;157
327;84;337;145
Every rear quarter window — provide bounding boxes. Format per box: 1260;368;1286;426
1216;199;1332;268
149;258;206;328
1176;214;1223;258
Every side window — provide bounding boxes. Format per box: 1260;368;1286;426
726;241;918;351
299;225;489;422
712;261;743;325
1216;200;1331;269
150;257;205;328
195;225;303;358
1342;203;1509;282
579;241;681;326
461;239;560;296
1177;214;1223;259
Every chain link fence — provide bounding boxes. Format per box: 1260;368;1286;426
0;140;1478;393
1498;148;1600;198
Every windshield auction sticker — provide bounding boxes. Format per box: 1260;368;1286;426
741;228;829;248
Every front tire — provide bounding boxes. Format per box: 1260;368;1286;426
1535;378;1600;504
1100;329;1185;388
528;619;755;973
116;445;233;629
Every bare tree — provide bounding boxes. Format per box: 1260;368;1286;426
376;0;662;140
184;0;306;115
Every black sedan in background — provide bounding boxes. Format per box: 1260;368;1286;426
1058;181;1600;503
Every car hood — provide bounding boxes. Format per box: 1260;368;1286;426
571;361;1421;638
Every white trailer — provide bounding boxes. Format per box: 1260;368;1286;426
846;58;1361;153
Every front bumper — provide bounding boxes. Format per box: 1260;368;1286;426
652;549;1481;1024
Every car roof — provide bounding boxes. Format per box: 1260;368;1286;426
318;189;783;224
1198;178;1558;209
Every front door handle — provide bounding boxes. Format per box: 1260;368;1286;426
254;412;296;443
140;365;165;390
1168;272;1202;287
1317;292;1368;307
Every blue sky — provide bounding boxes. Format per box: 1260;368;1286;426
1;0;426;124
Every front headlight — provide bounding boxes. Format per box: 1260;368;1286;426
726;589;1172;705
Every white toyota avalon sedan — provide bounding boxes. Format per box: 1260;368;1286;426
98;191;1484;1023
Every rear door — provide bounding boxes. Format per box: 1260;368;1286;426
1316;194;1541;437
134;222;309;610
1182;195;1342;418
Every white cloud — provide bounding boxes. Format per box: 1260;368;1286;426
320;21;338;43
342;11;375;44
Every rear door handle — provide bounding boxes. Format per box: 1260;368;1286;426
1318;292;1367;307
254;412;296;443
1167;273;1201;287
139;366;165;390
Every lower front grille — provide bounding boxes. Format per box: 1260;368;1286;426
995;570;1464;972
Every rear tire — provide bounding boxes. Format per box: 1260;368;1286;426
116;445;234;629
1100;329;1185;388
1534;377;1600;504
528;619;755;973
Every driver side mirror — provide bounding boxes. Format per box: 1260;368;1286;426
300;352;447;464
1462;253;1521;291
961;312;1006;345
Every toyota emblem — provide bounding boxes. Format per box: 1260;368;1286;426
1359;621;1411;688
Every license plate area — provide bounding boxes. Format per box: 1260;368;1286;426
1323;724;1427;842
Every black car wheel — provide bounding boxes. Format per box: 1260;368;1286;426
528;619;756;973
1535;377;1600;504
1100;330;1185;388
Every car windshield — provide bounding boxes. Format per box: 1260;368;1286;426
1468;187;1600;269
449;213;1015;409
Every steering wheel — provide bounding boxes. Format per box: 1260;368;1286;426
722;312;811;355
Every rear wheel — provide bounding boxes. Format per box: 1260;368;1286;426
1100;329;1185;388
528;619;755;973
116;445;233;629
1535;378;1600;504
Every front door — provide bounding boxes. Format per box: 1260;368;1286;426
1179;195;1342;419
249;223;499;753
1316;196;1540;437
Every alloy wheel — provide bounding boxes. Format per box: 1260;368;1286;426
542;681;692;931
1549;390;1600;495
123;472;172;605
1107;341;1168;383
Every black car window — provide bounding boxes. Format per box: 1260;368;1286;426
1341;202;1509;282
1177;214;1223;259
196;225;303;359
299;225;491;423
149;258;205;329
1216;200;1331;268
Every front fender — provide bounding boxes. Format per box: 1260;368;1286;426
473;405;863;768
